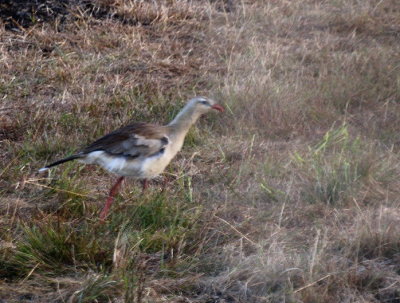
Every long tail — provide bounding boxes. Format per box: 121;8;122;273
38;155;81;172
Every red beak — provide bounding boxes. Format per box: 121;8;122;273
211;104;224;112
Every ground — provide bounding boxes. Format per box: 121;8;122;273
1;0;400;302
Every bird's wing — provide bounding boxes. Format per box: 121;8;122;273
82;123;169;158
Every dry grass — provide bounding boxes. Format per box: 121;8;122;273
1;0;400;302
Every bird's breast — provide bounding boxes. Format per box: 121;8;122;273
139;147;175;179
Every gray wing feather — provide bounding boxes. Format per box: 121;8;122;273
110;135;168;157
82;123;169;158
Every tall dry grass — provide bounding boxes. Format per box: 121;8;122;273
1;0;400;302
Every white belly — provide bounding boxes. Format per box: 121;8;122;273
81;149;176;179
81;151;143;177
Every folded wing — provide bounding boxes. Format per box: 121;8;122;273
83;123;169;158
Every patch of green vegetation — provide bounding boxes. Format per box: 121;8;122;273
293;125;384;205
59;112;82;130
69;274;119;303
50;170;92;218
9;222;108;277
15;136;75;163
109;188;201;255
183;127;203;148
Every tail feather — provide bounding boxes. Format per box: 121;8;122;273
38;155;81;172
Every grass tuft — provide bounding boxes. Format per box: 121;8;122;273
292;124;394;206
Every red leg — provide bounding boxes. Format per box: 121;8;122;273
99;176;124;221
141;179;148;192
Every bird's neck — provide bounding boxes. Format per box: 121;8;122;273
168;104;201;136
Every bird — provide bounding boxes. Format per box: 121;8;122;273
39;96;224;220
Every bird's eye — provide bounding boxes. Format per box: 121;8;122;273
200;100;209;105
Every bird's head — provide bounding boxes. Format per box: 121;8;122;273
169;96;224;128
188;96;224;114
